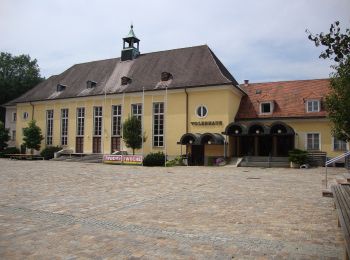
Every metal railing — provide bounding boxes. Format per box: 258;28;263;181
325;151;350;188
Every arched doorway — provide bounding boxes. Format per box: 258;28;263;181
224;121;296;157
224;123;247;157
247;123;271;156
178;133;202;166
270;122;295;156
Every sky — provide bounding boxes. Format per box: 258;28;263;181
1;0;349;84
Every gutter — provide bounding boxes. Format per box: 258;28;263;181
185;88;188;133
30;102;34;120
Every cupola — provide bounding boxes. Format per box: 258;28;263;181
121;25;140;61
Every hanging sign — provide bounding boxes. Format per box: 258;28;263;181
103;155;143;165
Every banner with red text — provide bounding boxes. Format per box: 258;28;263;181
103;155;143;165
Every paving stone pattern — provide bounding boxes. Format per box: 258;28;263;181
0;159;346;259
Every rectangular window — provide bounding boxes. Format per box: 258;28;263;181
131;103;142;121
333;138;347;151
306;133;320;150
12;112;17;122
93;106;103;136
153;102;164;147
46;110;54;145
12;130;16;141
306;100;320;112
260;102;273;114
76;107;85;136
112;105;122;136
61;108;69;146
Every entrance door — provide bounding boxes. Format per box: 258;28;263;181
93;137;101;153
191;145;204;166
76;137;84;153
111;137;120;153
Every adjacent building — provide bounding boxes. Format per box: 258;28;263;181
7;26;348;164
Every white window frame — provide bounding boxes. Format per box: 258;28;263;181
46;110;54;145
332;137;349;151
12;112;17;122
260;101;274;115
196;105;208;118
153;102;164;147
60;108;69;146
112;105;122;136
23;112;29;120
306;99;320;113
93;106;103;136
131;103;142;122
76;107;85;136
305;132;321;151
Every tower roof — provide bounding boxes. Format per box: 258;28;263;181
124;25;139;41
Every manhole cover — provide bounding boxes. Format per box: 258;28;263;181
246;177;261;180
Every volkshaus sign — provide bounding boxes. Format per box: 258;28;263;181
191;121;223;126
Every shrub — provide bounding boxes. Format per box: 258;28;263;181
40;146;62;160
143;152;165;167
165;156;184;167
0;147;20;158
288;149;308;165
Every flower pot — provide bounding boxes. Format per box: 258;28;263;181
290;162;300;168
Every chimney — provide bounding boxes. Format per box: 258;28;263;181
244;80;249;87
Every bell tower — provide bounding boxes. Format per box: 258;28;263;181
121;25;140;61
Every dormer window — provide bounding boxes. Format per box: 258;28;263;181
306;99;320;112
87;80;97;89
161;72;172;81
121;76;132;85
56;84;66;92
260;101;274;114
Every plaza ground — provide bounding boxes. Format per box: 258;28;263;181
0;159;346;259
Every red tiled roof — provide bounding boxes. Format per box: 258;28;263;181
236;78;330;120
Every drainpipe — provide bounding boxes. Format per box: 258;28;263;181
185;88;188;133
30;102;34;120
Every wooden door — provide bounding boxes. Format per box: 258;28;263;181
76;137;84;153
111;137;121;153
93;137;101;153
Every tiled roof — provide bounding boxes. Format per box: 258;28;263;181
12;45;241;104
236;78;330;120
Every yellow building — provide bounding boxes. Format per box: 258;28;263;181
11;26;348;165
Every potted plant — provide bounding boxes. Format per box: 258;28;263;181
288;149;308;168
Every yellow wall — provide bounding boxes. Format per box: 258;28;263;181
15;86;343;159
289;119;344;158
15;86;238;157
204;144;224;157
187;87;242;134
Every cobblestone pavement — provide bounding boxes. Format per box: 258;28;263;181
0;159;346;259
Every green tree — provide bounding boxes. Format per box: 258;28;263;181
122;116;143;155
0;121;10;151
307;21;350;141
23;120;43;154
0;52;43;121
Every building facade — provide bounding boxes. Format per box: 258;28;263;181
9;26;348;164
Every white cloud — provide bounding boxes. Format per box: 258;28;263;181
0;0;349;83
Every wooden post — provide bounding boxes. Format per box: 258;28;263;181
273;136;277;156
254;136;259;156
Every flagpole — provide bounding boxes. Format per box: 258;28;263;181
121;92;125;152
164;86;168;167
141;86;145;166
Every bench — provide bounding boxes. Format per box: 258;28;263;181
331;184;350;260
7;154;44;160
